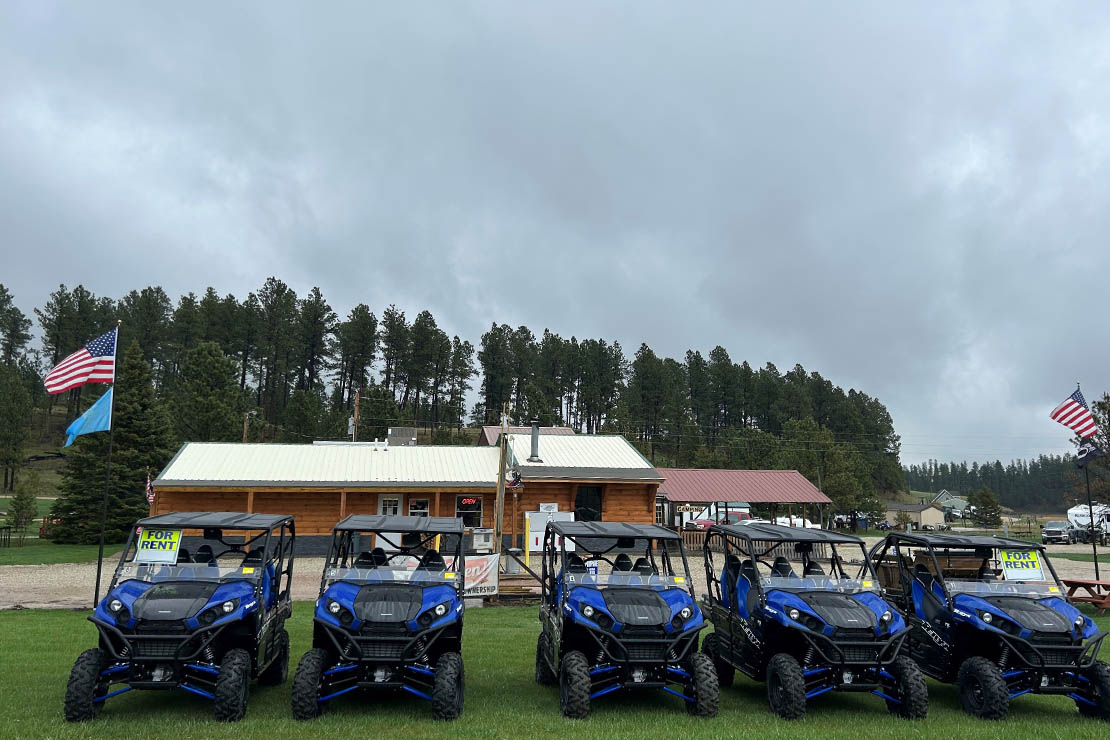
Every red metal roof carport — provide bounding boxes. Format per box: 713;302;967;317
656;469;832;527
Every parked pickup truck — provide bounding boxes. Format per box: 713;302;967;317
1041;519;1079;545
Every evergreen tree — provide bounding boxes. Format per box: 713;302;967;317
6;469;41;544
0;284;32;366
969;486;1003;528
170;342;242;442
295;287;337;391
379;305;409;399
332;304;378;409
0;365;31;491
51;341;176;544
280;388;327;442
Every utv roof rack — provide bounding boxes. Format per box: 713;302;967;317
334;515;464;534
884;532;1043;549
711;523;864;545
548;521;681;540
137;512;293;530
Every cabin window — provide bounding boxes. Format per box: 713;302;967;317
409;499;429;517
456;495;483;527
575;486;603;522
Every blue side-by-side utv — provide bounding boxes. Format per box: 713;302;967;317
701;523;928;720
291;515;466;721
535;520;718;718
65;512;295;722
871;532;1109;720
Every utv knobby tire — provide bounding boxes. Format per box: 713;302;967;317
766;653;806;720
957;656;1008;720
559;650;591;719
535;633;557;686
885;655;928;719
213;648;251;722
258;628;290;686
1076;660;1110;719
684;651;720;718
702;633;734;688
291;648;329;720
64;648;107;722
432;652;465;721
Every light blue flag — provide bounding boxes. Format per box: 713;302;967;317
64;388;113;447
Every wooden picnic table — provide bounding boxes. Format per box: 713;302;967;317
1061;578;1110;616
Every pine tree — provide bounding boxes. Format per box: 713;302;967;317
6;469;41;544
170;342;242;442
0;284;32;366
969;486;1003;528
0;365;31;491
51;341;176;544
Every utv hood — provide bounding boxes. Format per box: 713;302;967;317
981;596;1073;634
602;589;671;626
796;591;878;631
131;582;221;621
353;583;424;623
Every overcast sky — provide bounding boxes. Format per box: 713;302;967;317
2;3;1107;464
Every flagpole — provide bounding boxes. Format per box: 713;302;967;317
1085;465;1100;581
92;322;120;608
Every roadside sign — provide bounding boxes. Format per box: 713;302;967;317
135;528;182;564
999;550;1045;581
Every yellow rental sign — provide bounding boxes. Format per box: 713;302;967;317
135;528;182;564
999;549;1044;582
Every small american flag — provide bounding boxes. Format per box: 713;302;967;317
43;327;117;395
1050;388;1098;438
145;472;155;506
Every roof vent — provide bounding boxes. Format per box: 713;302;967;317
528;419;543;463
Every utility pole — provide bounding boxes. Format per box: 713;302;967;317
353;390;360;442
494;404;508;562
242;412;249;443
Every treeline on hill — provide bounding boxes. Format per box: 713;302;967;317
1;279;905;541
903;453;1110;513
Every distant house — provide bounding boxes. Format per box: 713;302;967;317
885;503;945;528
477;425;575;447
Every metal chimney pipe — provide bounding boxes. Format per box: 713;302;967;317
528;419;542;462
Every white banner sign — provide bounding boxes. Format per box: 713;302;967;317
464;554;500;597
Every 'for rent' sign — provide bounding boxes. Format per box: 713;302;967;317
999;549;1044;582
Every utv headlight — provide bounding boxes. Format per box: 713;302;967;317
582;604;595;618
679;606;693;621
199;608;218;626
880;610;893;624
221;600;236;614
434;603;448;617
1075;616;1086;628
327;600;342;615
978;611;993;625
788;608;800;621
108;599;123;613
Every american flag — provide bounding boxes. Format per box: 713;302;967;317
145;471;155;506
43;328;117;395
1050;388;1098;438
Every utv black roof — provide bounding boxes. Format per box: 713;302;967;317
334;515;464;534
712;522;864;545
548;521;681;540
138;512;293;530
884;532;1043;550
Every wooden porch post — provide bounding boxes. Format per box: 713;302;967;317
246;489;254;513
340;489;348;519
434;491;442;517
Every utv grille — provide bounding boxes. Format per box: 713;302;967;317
132;639;182;658
622;626;665;638
1029;631;1072;644
624;643;668;661
1016;644;1076;667
837;645;879;663
360;641;406;660
135;620;187;634
360;623;407;637
834;628;874;640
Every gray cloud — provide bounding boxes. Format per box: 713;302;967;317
2;2;1107;463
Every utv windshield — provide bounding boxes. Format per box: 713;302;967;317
761;575;881;594
115;561;265;584
947;580;1063;598
556;535;693;593
323;530;463;588
112;527;274;587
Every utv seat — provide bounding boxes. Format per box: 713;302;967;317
418;549;446;571
978;564;997;582
772;556;797;578
354;551;376;568
613;554;634;571
370;547;389;567
194;545;216;565
566;554;588;573
738;559;761;616
177;548;192;564
803;561;825;577
632;558;655;576
912;564;944;621
721;555;742;608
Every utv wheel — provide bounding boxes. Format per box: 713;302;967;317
64;648;108;722
766;653;806;720
957;656;1008;720
291;648;328;720
432;652;465;721
1076;660;1110;719
684;652;719;718
213;648;251;722
258;628;290;686
702;633;734;688
535;634;557;686
885;656;928;719
559;650;591;719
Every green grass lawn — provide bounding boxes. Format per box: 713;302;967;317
1;605;1108;739
0;496;56;519
1053;552;1110;564
0;537;123;566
